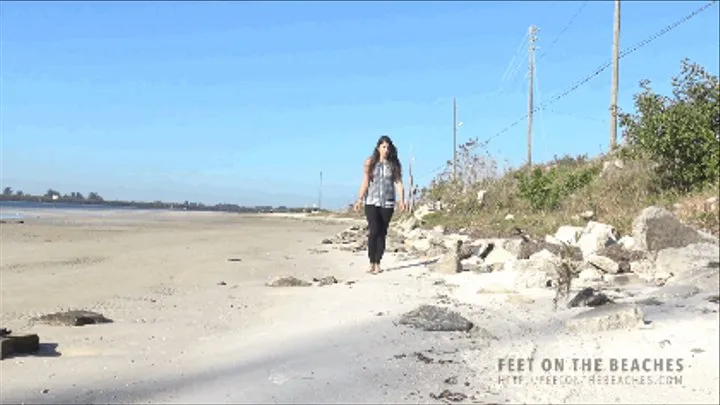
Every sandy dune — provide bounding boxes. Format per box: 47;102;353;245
1;209;718;404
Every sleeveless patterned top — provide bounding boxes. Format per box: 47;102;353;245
364;160;396;209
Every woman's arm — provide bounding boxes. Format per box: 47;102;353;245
395;178;405;210
355;159;372;205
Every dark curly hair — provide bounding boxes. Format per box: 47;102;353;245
366;135;402;182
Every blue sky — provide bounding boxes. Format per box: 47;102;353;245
1;1;718;208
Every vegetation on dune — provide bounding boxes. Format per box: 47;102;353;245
417;59;720;238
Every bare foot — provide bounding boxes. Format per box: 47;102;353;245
367;263;376;273
375;264;384;273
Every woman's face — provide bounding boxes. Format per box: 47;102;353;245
377;142;390;159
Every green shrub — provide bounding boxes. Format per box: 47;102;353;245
619;59;720;192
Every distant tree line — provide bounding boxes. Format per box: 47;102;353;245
0;186;321;214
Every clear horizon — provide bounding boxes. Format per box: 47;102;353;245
2;1;718;209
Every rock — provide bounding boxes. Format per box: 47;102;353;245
708;295;719;304
473;262;504;274
529;249;556;261
266;276;312;287
629;258;661;280
618;236;638;250
483;245;516;265
516;232;583;261
486;258;558;290
652;285;700;300
457;243;480;261
500;238;523;257
1;334;40;360
566;304;645;333
656;243;719;291
580;210;595;220
505;214;515;221
443;234;471;252
398;305;474;332
312;276;338;286
460;255;483;268
632;206;718;251
577;221;619;258
603;273;643;286
656;243;720;278
545;234;562;245
34;310;112;327
586;254;620;274
577;266;603;283
431;240;462;275
410;238;432;254
567;287;612;308
430;389;468;402
444;376;459;385
554;226;584;245
397;216;419;232
594;244;646;273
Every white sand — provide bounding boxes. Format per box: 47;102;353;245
1;209;718;404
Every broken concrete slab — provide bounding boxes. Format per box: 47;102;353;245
603;273;644;287
431;240;462;275
632;206;718;251
652;284;701;300
655;243;720;278
586;254;621;274
34;310;112;327
398;305;474;332
566;304;645;333
1;334;41;360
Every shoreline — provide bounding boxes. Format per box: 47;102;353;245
1;208;718;404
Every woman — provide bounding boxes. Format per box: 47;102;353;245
353;135;406;274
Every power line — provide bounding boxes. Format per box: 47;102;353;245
478;0;718;148
499;32;530;86
418;0;717;186
537;1;588;63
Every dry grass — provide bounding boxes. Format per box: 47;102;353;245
419;154;718;240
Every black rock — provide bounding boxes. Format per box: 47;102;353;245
567;288;612;308
34;310;113;327
398;305;474;332
313;276;339;286
429;389;467;402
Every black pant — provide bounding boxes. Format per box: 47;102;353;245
365;205;394;264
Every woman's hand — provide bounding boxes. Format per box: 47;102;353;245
353;200;363;212
398;201;407;212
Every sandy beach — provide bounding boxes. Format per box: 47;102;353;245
1;209;718;404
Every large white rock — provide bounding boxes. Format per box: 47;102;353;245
577;221;619;258
554;225;585;245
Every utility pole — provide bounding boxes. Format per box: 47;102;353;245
527;25;538;168
609;0;621;150
318;171;323;210
452;97;457;181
